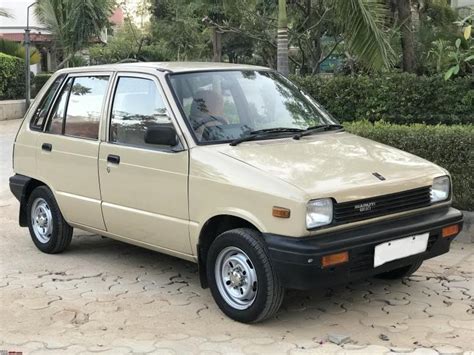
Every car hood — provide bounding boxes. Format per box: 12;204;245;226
214;132;444;202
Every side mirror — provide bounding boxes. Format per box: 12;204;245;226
144;125;179;146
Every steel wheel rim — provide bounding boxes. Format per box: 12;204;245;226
31;198;53;243
214;246;258;310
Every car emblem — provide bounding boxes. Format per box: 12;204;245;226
354;201;376;212
372;172;386;181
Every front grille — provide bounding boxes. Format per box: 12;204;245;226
334;186;431;224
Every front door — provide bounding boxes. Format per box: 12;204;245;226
98;74;191;254
37;74;111;230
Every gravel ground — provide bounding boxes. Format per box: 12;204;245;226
1;119;472;354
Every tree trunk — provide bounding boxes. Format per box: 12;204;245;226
277;0;289;76
211;27;222;62
397;0;416;73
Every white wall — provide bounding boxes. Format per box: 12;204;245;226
0;0;49;32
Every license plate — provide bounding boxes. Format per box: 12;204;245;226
374;233;429;268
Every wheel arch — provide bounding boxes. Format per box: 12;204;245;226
197;214;261;289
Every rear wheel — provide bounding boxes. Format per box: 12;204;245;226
375;260;423;279
207;228;284;323
27;186;73;254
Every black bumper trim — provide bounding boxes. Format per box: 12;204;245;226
9;174;31;202
263;207;463;290
9;174;33;227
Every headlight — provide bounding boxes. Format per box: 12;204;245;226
306;198;333;229
431;176;450;203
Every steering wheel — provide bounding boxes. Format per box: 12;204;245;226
193;115;228;132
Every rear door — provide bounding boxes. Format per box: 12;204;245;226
37;73;112;230
98;73;191;254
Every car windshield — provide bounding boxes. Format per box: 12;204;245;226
168;70;339;144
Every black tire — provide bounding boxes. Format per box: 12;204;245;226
206;228;284;323
375;260;423;280
26;186;73;254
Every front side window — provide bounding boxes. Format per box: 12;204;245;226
30;74;65;131
110;76;173;148
168;70;338;144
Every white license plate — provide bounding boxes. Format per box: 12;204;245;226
374;233;429;268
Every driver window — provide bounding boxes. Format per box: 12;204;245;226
110;76;172;149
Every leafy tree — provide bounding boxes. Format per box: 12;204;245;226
206;0;395;73
35;0;114;68
149;0;209;61
89;20;171;64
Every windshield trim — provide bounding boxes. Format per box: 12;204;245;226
164;69;337;146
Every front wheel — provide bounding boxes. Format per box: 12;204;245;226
206;228;284;323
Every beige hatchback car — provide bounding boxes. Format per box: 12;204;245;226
10;62;463;323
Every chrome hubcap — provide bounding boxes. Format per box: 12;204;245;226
31;198;53;243
215;246;258;310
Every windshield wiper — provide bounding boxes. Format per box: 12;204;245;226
230;127;304;146
292;124;344;140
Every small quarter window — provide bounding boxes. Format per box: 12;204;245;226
47;78;73;134
30;74;65;131
110;77;173;148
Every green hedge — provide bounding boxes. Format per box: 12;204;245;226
345;121;473;211
291;73;474;125
32;73;52;97
0;53;25;100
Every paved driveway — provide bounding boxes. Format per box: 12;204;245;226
0;119;473;354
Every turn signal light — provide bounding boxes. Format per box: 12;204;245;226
442;224;459;238
272;206;291;218
321;251;349;268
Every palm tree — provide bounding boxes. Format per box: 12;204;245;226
277;0;289;76
35;0;114;68
336;0;396;71
277;0;395;74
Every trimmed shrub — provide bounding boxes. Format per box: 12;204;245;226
345;121;474;211
32;73;53;97
0;53;25;100
291;73;474;125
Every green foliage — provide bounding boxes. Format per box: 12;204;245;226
0;39;41;65
345;121;474;210
333;0;395;71
35;0;114;67
0;53;25;100
149;0;210;61
444;15;473;80
32;73;53;97
291;73;474;125
89;21;172;64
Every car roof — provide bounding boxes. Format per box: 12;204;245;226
57;61;270;74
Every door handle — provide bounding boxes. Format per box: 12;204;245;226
107;154;120;165
41;143;52;152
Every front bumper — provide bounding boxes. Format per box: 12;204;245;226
263;207;463;290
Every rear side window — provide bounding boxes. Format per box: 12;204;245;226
110;76;171;148
64;76;109;140
30;74;65;131
46;75;110;140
